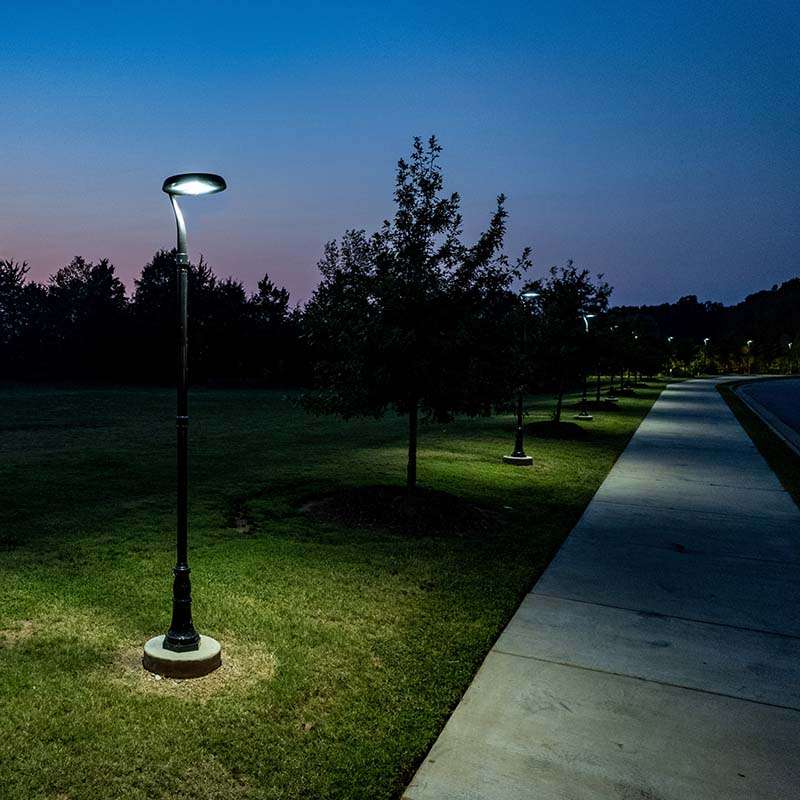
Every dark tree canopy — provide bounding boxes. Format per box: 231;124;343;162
304;136;531;489
0;250;298;385
525;262;611;421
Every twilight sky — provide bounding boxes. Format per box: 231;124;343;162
1;0;798;307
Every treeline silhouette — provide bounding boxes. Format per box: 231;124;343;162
1;253;798;386
0;252;303;385
616;279;800;374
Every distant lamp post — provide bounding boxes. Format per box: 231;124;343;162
143;173;227;679
504;291;539;466
746;339;753;375
665;336;673;376
574;314;596;421
608;324;619;398
703;337;710;374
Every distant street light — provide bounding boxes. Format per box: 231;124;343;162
703;337;710;374
665;336;673;376
575;314;596;421
746;339;753;375
143;173;227;679
504;291;539;466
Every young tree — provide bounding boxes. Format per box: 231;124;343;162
526;262;611;422
304;136;530;491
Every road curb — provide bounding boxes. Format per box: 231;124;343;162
733;381;800;458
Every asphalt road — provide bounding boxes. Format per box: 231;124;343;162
738;377;800;437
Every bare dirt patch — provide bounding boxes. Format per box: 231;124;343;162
0;609;116;648
0;619;36;646
300;485;504;538
113;635;277;701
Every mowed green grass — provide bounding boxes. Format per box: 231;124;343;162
0;382;666;800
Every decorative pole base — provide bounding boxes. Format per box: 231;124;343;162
573;412;594;421
503;454;533;466
143;635;221;679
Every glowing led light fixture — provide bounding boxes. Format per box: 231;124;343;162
162;173;227;196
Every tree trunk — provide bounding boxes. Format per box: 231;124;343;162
554;373;564;423
407;397;418;493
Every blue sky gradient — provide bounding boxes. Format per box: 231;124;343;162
1;0;797;305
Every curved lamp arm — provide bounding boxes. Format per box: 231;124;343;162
169;194;188;264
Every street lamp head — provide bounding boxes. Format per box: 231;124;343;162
667;336;673;342
162;173;227;197
746;339;753;347
704;337;710;345
520;291;540;299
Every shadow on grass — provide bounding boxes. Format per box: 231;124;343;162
565;399;621;412
299;485;506;538
524;420;588;440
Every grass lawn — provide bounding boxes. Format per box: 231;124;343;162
0;381;666;800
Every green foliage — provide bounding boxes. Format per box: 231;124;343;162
304;136;531;487
524;261;611;420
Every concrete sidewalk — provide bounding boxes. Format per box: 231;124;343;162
405;379;800;800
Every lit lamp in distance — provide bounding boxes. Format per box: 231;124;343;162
574;314;596;420
503;291;539;466
143;173;226;679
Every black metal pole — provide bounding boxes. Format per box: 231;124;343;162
595;360;601;403
511;389;526;457
164;247;200;652
580;369;588;412
512;312;528;458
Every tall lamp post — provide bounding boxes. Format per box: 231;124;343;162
575;314;595;420
143;173;227;679
745;339;753;375
703;337;710;374
504;291;539;466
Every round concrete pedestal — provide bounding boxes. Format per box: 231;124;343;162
143;635;221;679
502;454;533;466
573;413;594;421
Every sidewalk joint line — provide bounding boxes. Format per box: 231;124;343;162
530;591;800;641
489;649;800;714
592;497;798;523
